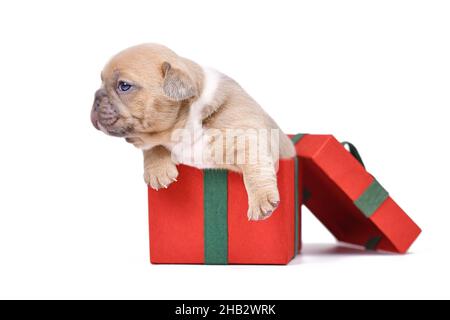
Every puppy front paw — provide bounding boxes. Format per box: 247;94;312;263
247;189;280;221
144;161;179;190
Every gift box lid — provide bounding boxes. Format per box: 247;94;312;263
291;134;421;253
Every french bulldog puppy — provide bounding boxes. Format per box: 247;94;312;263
91;44;295;220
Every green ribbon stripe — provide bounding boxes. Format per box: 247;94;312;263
291;133;305;145
204;169;228;265
365;236;382;251
355;180;389;251
354;179;389;218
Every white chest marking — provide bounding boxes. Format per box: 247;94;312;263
170;67;221;168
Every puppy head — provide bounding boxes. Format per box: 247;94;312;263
91;44;199;137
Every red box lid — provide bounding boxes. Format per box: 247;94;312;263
292;134;421;253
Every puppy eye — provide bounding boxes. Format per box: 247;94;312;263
118;81;133;92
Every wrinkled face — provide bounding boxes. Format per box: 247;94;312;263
91;46;197;138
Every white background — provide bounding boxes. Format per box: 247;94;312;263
0;0;449;299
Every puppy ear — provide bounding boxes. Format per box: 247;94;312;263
161;62;197;101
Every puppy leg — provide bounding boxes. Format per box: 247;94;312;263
143;146;178;190
240;162;280;221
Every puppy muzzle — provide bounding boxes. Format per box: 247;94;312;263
91;89;120;131
91;89;135;137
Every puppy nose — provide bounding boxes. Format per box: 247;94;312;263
94;93;120;127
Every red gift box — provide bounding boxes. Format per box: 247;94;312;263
148;157;302;265
293;134;421;253
147;133;421;265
